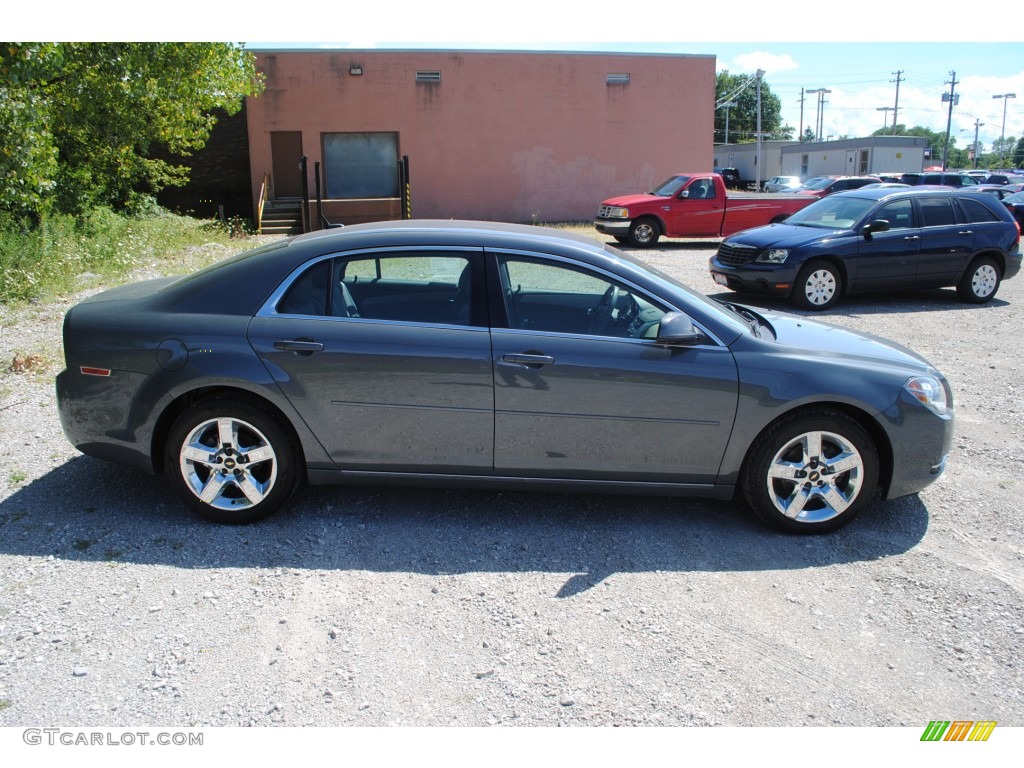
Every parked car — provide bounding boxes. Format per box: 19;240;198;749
858;183;910;189
974;184;1023;201
793;176;883;198
779;176;832;193
57;220;956;534
899;172;979;188
713;167;743;190
709;187;1021;310
1001;190;1024;228
983;172;1024;186
763;175;801;193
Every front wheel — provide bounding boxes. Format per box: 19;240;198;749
956;256;1001;303
792;260;842;310
165;397;302;524
740;409;880;534
627;218;661;248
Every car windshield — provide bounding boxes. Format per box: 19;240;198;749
649;176;690;196
1004;191;1024;204
782;195;877;229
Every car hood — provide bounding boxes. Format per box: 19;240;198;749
759;309;935;374
602;193;668;208
725;222;850;249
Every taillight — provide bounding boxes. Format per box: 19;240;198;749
80;367;111;377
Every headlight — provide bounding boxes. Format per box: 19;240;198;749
607;207;629;218
904;376;948;415
755;248;789;264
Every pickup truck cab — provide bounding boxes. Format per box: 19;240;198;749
595;173;815;248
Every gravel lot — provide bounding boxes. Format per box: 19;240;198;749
0;233;1021;730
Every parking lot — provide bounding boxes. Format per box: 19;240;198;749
0;235;1021;728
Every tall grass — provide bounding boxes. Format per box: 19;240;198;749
0;208;245;305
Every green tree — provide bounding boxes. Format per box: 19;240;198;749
0;42;263;218
1013;137;1024;168
715;71;790;143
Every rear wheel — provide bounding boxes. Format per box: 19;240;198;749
627;218;661;248
792;260;841;310
740;409;879;534
956;256;1001;303
165;397;302;524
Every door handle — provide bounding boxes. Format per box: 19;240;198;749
502;353;555;368
274;339;325;354
903;235;920;241
957;230;974;236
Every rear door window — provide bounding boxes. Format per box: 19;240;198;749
918;197;959;227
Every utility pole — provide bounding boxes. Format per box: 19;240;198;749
891;70;903;134
798;88;806;141
720;101;737;145
972;119;984;168
941;71;959;170
755;69;765;192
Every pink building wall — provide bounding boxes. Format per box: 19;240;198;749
247;50;715;223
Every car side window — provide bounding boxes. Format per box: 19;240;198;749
498;256;667;339
339;252;476;326
957;198;1001;223
690;179;717;199
277;259;352;317
875;199;915;230
918;197;958;227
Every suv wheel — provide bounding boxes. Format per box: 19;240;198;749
957;256;1001;303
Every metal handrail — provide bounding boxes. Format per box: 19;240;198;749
256;172;270;233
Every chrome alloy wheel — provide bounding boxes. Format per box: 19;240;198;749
765;429;865;523
971;263;998;298
802;268;837;306
178;416;278;510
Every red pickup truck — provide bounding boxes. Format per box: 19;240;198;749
594;173;816;247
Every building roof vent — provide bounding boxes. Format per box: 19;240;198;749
606;73;630;85
416;71;441;83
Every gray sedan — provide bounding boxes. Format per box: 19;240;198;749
56;221;953;533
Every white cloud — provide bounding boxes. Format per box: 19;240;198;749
728;52;799;75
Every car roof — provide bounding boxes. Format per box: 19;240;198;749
837;186;985;201
155;220;657;316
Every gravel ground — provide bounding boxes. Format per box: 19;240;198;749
0;233;1021;730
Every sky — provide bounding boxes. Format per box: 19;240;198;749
17;2;1024;153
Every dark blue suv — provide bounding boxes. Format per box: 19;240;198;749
709;187;1022;310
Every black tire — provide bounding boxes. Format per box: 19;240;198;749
740;409;880;534
627;217;661;248
165;396;302;524
791;260;842;311
956;256;1001;303
613;235;629;244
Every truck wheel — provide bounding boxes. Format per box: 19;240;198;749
792;261;841;311
627;218;661;248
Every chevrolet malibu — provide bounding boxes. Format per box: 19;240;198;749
57;221;953;533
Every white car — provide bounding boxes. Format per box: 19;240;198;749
763;175;801;193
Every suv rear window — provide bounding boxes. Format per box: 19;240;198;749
958;197;1002;223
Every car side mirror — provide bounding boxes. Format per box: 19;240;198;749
678;189;690;199
862;219;890;238
656;312;705;345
